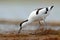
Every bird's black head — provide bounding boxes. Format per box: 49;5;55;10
20;19;28;27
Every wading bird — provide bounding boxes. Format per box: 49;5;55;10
18;6;54;33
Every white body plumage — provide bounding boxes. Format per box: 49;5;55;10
18;6;54;33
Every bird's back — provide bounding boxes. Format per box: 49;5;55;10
28;8;46;21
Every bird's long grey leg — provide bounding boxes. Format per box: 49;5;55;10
43;19;47;26
18;26;22;34
38;21;44;30
43;19;48;30
39;21;41;26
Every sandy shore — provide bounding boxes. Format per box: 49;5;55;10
0;19;60;40
0;30;60;40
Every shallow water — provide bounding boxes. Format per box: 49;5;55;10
0;23;60;34
0;24;19;33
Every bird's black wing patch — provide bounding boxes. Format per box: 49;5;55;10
46;7;48;11
36;8;43;15
20;19;28;26
50;6;54;10
45;8;48;14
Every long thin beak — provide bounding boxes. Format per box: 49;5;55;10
50;6;54;10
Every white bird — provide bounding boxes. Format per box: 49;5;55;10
18;6;54;33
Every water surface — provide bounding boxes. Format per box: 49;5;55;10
0;23;60;34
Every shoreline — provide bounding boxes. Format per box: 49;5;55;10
0;19;60;26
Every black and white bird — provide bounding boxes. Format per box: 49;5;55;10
18;6;54;33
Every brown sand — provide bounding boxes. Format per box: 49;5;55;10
0;30;60;40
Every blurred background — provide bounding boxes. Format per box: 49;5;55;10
0;0;60;33
0;0;60;21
